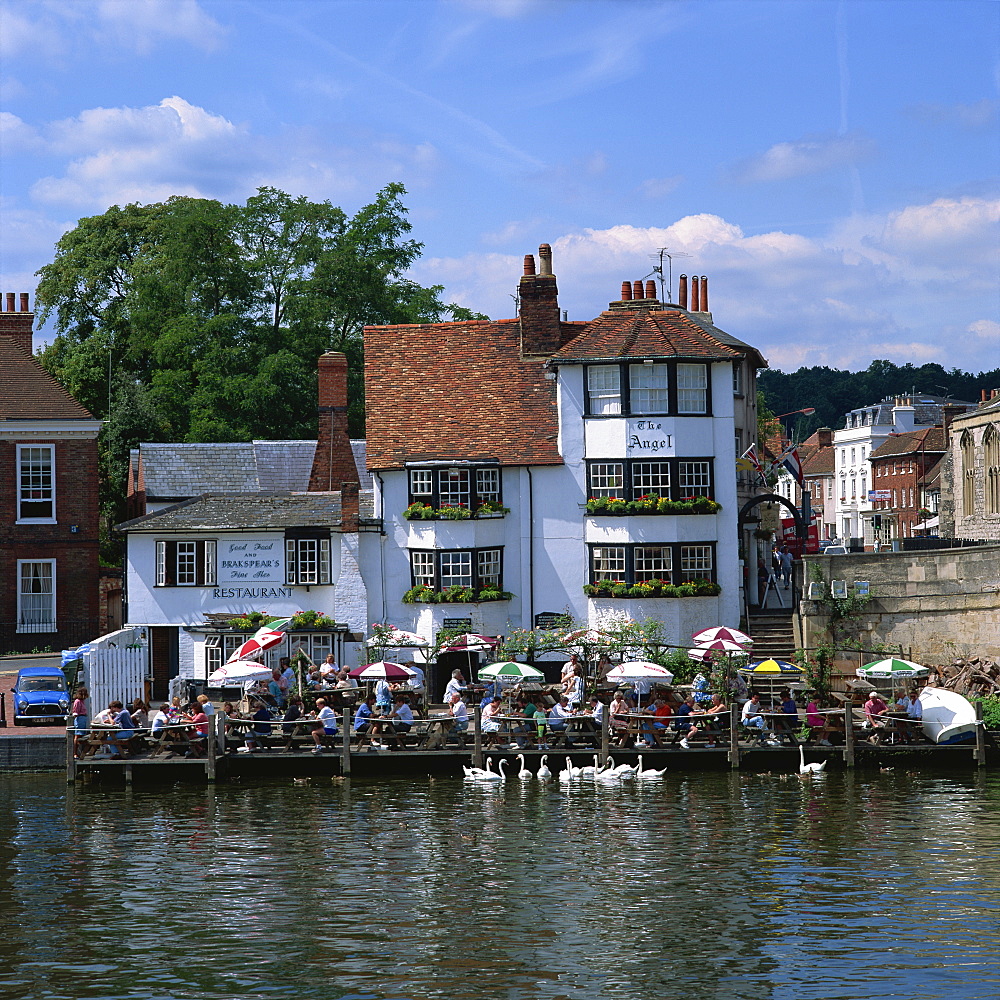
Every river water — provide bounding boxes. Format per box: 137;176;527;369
1;768;998;1000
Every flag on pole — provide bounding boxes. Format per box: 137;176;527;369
780;447;804;487
739;444;766;482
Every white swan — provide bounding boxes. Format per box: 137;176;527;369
611;761;638;777
594;760;623;783
636;754;668;779
516;754;532;781
497;758;510;782
536;755;552;781
464;756;500;781
578;754;599;777
565;756;582;778
799;745;827;774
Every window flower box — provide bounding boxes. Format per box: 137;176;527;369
583;578;721;599
403;501;509;520
402;584;514;604
584;495;721;516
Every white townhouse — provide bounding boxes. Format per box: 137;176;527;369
361;245;766;696
834;394;972;548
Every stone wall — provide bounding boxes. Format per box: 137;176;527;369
797;544;1000;662
0;735;65;770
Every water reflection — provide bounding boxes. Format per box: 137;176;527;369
1;771;998;1000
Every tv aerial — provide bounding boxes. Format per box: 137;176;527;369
647;248;691;303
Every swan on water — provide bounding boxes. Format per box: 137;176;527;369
578;754;599;777
798;745;827;774
636;755;668;779
516;754;533;781
464;756;500;781
537;755;552;781
565;756;582;778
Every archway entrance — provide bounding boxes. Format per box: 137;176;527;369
739;494;806;615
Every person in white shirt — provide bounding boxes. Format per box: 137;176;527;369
404;661;425;692
449;694;469;733
565;668;584;708
548;696;576;745
902;690;923;743
374;677;392;710
311;698;339;754
444;670;466;701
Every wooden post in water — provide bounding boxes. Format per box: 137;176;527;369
66;728;76;783
473;703;483;770
728;703;740;769
215;711;226;757
341;709;352;776
843;705;855;768
206;712;217;782
599;703;609;766
975;701;986;767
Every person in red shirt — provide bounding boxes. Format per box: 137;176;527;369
186;702;209;757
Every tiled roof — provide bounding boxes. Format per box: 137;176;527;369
919;456;944;488
870;427;945;460
802;447;834;476
137;441;317;498
116;490;375;532
0;336;96;421
549;305;764;364
364;318;562;470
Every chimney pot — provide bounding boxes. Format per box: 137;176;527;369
523;254;536;276
645;280;656;300
19;293;29;312
678;274;688;309
5;293;14;312
690;276;700;312
621;281;633;301
633;280;643;300
538;244;553;276
699;276;708;312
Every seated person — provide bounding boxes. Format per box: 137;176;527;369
805;697;832;745
692;672;712;706
306;669;324;690
352;694;377;737
449;693;469;735
245;701;273;751
403;661;426;695
686;693;727;747
480;695;505;747
186;701;210;757
741;693;775;743
578;695;604;734
110;700;136;756
319;654;338;680
673;695;697;748
901;689;923;744
777;689;800;744
129;698;150;730
863;691;889;743
608;691;631;746
386;696;414;748
147;703;171;750
336;667;359;690
310;697;339;754
547;696;575;746
444;670;467;701
280;694;307;748
374;677;393;711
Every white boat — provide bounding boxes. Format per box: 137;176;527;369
919;687;977;745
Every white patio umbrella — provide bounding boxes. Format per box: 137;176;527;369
691;626;753;646
208;660;274;685
605;661;674;710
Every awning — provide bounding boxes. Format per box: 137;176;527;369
913;515;939;531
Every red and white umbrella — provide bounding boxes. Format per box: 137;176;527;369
208;660;274;685
348;661;415;681
688;638;751;662
442;633;497;652
691;626;752;646
605;661;675;682
226;618;293;663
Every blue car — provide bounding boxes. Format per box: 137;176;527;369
12;666;70;726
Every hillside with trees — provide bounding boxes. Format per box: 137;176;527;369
34;184;483;556
759;360;1000;438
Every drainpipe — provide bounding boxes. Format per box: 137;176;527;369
526;466;534;628
374;471;388;623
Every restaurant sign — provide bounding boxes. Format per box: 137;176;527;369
218;536;283;584
626;419;675;455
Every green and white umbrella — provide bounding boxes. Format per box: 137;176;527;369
479;661;545;680
857;658;929;680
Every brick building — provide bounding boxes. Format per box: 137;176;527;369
0;294;102;651
869;426;948;542
361;246;766;661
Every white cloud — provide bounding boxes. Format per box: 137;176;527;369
27;96;442;210
731;131;876;184
96;0;225;54
0;112;41;152
414;199;998;372
909;99;1000;130
877;197;1000;259
639;176;683;200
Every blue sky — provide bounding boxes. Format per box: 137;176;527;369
2;0;998;374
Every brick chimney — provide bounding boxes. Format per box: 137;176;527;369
519;244;561;355
340;481;360;532
816;427;833;447
309;352;360;492
0;292;34;356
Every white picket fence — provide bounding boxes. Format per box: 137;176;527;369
79;627;149;715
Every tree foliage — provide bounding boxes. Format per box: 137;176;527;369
34;184;482;559
759;360;1000;435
